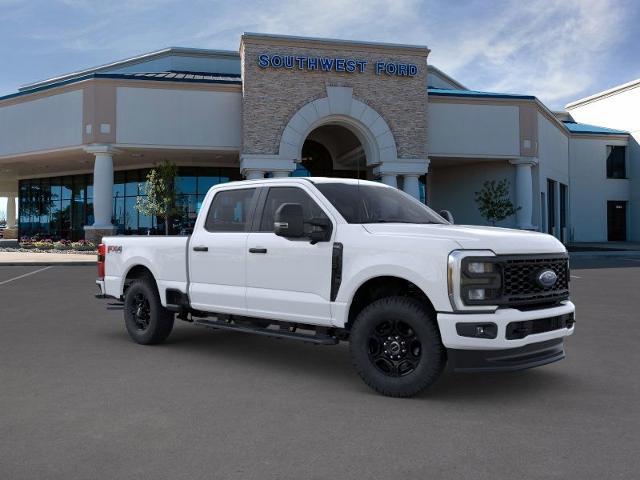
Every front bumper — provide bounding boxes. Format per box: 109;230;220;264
437;301;575;350
448;338;565;373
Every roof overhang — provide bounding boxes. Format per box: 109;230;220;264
19;47;240;93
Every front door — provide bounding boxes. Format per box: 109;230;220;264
246;186;335;325
189;187;258;314
607;201;627;241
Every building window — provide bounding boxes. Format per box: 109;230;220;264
18;166;240;240
606;146;626;179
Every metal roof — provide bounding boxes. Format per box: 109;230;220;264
19;47;240;92
0;71;241;103
562;121;628;135
428;87;535;100
110;71;241;82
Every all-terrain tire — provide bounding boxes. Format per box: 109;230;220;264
124;279;174;345
349;296;446;397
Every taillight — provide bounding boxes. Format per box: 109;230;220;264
98;243;106;279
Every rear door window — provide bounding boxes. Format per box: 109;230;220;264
205;188;257;232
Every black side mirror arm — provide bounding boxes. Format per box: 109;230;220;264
306;217;333;244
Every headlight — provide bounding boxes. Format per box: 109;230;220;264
448;251;501;311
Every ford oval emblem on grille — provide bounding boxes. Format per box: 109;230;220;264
536;269;558;288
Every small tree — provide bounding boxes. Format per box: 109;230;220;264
136;161;179;235
474;179;520;226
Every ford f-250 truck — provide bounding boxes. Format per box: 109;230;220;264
96;177;575;397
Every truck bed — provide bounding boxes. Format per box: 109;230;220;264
102;235;190;304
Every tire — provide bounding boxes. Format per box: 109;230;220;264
349;296;446;397
124;278;174;345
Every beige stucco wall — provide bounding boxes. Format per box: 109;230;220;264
240;35;429;160
0;89;83;157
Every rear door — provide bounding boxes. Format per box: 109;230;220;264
607;201;627;241
245;185;335;325
188;187;258;314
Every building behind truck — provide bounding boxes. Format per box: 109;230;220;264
0;33;636;243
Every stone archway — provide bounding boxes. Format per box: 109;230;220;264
278;86;398;167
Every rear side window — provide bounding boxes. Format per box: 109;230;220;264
205;188;256;232
259;187;328;232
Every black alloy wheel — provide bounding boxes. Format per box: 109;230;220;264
124;279;174;345
350;296;446;397
367;319;422;377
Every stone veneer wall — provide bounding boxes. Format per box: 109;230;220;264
240;36;429;161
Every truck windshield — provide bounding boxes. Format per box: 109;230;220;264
315;183;447;225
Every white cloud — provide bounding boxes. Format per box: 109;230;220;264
5;0;635;109
424;0;631;107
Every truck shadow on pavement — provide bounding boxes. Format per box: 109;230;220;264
112;324;572;402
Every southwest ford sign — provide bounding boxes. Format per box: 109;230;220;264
257;54;418;77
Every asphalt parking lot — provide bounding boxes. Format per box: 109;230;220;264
1;257;639;479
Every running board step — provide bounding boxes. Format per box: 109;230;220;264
193;319;338;345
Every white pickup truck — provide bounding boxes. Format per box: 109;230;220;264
96;177;575;397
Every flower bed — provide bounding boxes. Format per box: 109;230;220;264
0;237;99;255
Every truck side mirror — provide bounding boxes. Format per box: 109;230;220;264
274;203;305;238
439;210;454;224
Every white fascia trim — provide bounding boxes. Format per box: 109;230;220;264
240;154;296;173
373;159;430;176
114;143;241;152
565;78;640;109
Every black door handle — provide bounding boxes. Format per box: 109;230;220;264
193;245;208;252
249;248;268;254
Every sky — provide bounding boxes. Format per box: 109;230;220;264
1;0;639;216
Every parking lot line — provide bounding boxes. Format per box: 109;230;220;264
0;266;52;286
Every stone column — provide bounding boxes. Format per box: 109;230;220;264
401;174;421;199
380;174;397;188
84;145;118;242
244;170;265;180
6;195;16;229
240;154;295;180
509;157;538;230
3;194;18;239
373;159;429;200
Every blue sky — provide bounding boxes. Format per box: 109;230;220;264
1;0;639;216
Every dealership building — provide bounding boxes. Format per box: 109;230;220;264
0;33;636;243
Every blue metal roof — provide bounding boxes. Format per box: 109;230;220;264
562;121;628;135
428;87;535;100
0;71;242;102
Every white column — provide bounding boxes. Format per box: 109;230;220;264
402;174;421;200
84;145;118;236
380;174;397;188
241;154;295;181
510;158;538;230
6;195;16;229
244;170;265;180
92;153;114;227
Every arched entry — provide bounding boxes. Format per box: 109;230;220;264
278;86;398;169
239;85;428;198
295;124;368;179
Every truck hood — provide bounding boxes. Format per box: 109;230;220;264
362;224;566;255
